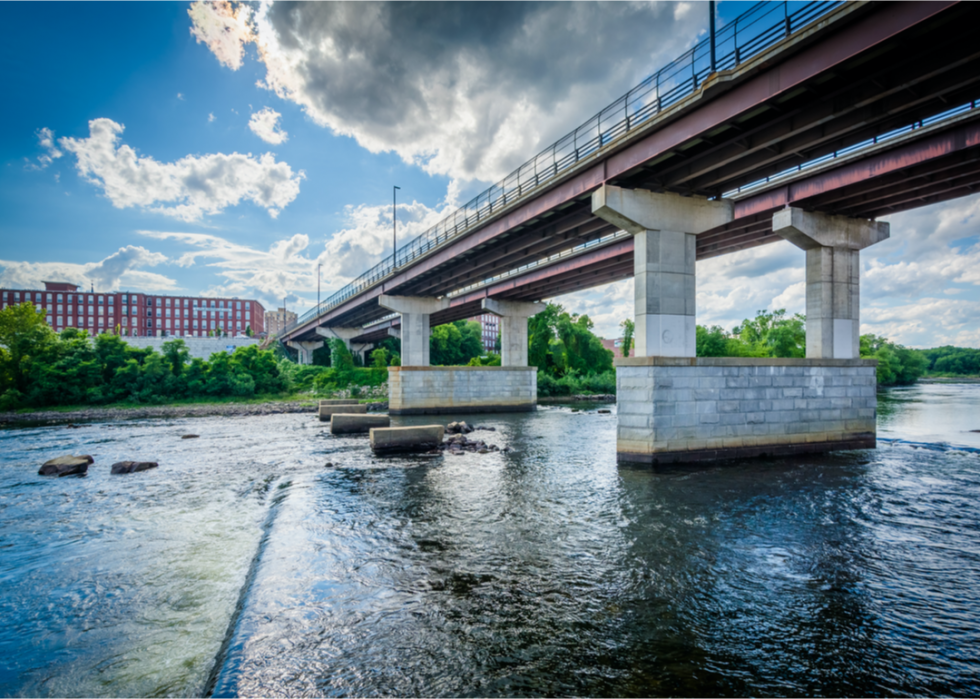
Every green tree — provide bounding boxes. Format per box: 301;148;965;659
370;348;390;368
0;302;59;396
619;318;634;358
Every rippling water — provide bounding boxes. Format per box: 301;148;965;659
1;385;979;697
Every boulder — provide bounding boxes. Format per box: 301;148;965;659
181;434;200;439
39;455;93;477
446;421;475;434
110;461;159;475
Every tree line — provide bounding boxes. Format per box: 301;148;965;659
625;309;931;385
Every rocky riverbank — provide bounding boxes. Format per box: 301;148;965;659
0;400;389;428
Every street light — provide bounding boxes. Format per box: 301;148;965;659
317;262;322;311
393;185;401;270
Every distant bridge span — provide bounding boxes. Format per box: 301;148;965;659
283;0;980;347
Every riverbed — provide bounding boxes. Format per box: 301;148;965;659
0;384;978;696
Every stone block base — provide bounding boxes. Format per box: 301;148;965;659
388;366;537;416
614;356;878;464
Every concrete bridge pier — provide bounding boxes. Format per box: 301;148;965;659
379;294;537;415
772;207;890;359
378;295;449;366
592;186;881;464
287;340;323;365
592;185;733;357
481;298;543;366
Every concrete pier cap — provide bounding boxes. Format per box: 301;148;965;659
591;185;733;357
378;295;451;366
772;207;889;251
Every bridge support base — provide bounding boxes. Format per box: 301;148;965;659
615;356;877;464
388;366;537;415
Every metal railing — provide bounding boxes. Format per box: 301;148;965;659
283;0;843;337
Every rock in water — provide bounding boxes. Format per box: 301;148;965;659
39;455;93;477
110;461;159;475
598;409;612;414
181;434;200;439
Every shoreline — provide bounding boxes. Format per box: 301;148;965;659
0;400;389;428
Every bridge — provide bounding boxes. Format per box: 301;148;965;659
282;0;980;463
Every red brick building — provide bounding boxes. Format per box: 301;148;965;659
467;313;500;353
0;281;265;337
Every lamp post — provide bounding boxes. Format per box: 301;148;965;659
709;0;716;73
317;262;321;311
393;185;400;271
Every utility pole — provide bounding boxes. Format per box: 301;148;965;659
393;185;400;271
317;262;321;310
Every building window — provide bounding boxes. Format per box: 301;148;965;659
123;318;129;326
165;298;171;306
166;320;171;329
67;317;73;326
165;309;170;317
98;296;103;304
132;306;137;315
57;316;63;325
88;305;94;315
98;317;104;327
122;307;127;315
121;294;128;303
108;297;114;305
147;320;152;328
57;304;63;313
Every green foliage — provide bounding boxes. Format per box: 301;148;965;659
429;320;483;366
917;345;980;376
370;348;390;368
528;304;613;377
537;369;616;397
0;302;297;409
860;334;927;385
696;310;805;358
619;319;634;358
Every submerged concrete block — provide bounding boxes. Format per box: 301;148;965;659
319;399;360;406
370;425;444;454
331;413;390;435
318;403;367;421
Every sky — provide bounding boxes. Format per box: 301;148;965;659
1;1;977;348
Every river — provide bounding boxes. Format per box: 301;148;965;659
0;384;978;696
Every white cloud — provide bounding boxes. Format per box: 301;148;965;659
188;0;254;70
188;1;704;183
134;185;457;310
208;112;216;123
248;107;288;145
57;117;304;222
177;92;185;101
0;246;177;292
26;127;63;170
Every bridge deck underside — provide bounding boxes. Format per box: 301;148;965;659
288;2;980;343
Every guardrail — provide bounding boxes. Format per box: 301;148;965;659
282;0;843;337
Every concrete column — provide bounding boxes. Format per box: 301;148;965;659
481;298;543;366
378;295;450;366
592;185;732;357
286;340;323;365
773;208;889;359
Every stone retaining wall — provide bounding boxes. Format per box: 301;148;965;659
615;356;877;464
388;366;537;415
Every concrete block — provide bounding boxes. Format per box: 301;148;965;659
319;404;367;421
370;425;444;454
331;413;391;435
319;399;360;406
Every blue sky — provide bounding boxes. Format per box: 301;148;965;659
1;1;978;347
